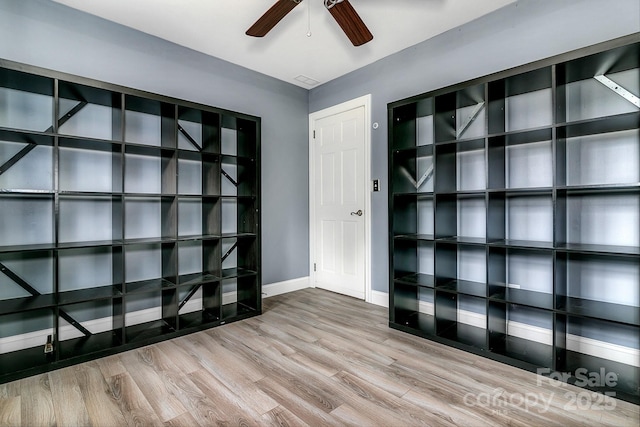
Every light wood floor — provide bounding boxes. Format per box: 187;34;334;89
0;288;638;426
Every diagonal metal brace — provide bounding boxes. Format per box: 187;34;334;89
0;261;92;337
178;284;202;311
221;168;239;187
594;75;640;108
44;100;89;133
456;101;485;139
400;163;434;190
0;143;36;176
178;124;202;151
221;242;238;263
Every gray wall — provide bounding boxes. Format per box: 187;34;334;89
0;0;310;285
309;0;640;293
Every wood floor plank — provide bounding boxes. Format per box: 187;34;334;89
73;362;127;427
163;411;200;427
178;334;279;414
19;374;55;427
5;288;639;426
0;396;20;427
0;380;21;427
94;353;128;379
255;376;341;427
48;367;91;427
118;349;188;422
155;339;202;375
107;371;164;427
187;368;264;426
261;405;310;427
331;370;442;426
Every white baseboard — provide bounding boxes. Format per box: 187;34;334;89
4;289;637;369
0;279;312;354
262;276;310;299
566;333;639;368
369;290;389;308
415;301;639;367
507;320;553;346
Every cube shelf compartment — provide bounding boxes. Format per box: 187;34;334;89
0;59;261;383
389;36;639;403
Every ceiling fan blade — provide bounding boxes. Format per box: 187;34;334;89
327;0;373;46
246;0;301;37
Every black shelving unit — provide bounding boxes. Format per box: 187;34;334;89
0;59;261;383
388;35;640;404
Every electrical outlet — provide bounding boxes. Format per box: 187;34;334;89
373;179;379;192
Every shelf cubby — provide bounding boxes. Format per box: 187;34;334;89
178;106;220;153
0;194;54;247
435;242;486;298
556;42;639;124
389;37;639;403
0;249;54;315
58;137;122;193
177;194;220;240
556;189;639;252
124;95;174;148
456;138;486;191
393;237;434;285
488;128;553;190
221;116;258;160
0;130;54;192
556;127;639;188
488;247;553;310
177;150;203;195
57;246;123;304
221;236;258;279
392;283;435;333
489;66;553;134
392;194;433;238
57;298;124;359
555;251;639;325
489;302;554;367
124;288;177;344
124;144;176;195
0;68;53;133
436;291;487;348
487;191;554;248
58;195;122;244
454;84;486;141
391;145;434;194
125;242;177;293
178;197;203;237
221;275;259;320
555;315;639;402
177;280;221;329
124;195;176;241
58;81;121;141
178;239;220;286
0;308;55;375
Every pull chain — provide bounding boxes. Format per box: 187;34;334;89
306;0;312;37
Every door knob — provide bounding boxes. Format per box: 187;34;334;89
350;210;363;216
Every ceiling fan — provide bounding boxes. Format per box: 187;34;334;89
246;0;373;46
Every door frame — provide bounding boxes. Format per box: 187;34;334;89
308;94;372;302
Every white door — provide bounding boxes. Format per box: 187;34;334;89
312;105;366;299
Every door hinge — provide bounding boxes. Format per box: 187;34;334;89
313;130;316;139
314;263;316;272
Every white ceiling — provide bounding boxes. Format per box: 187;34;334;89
51;0;514;88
